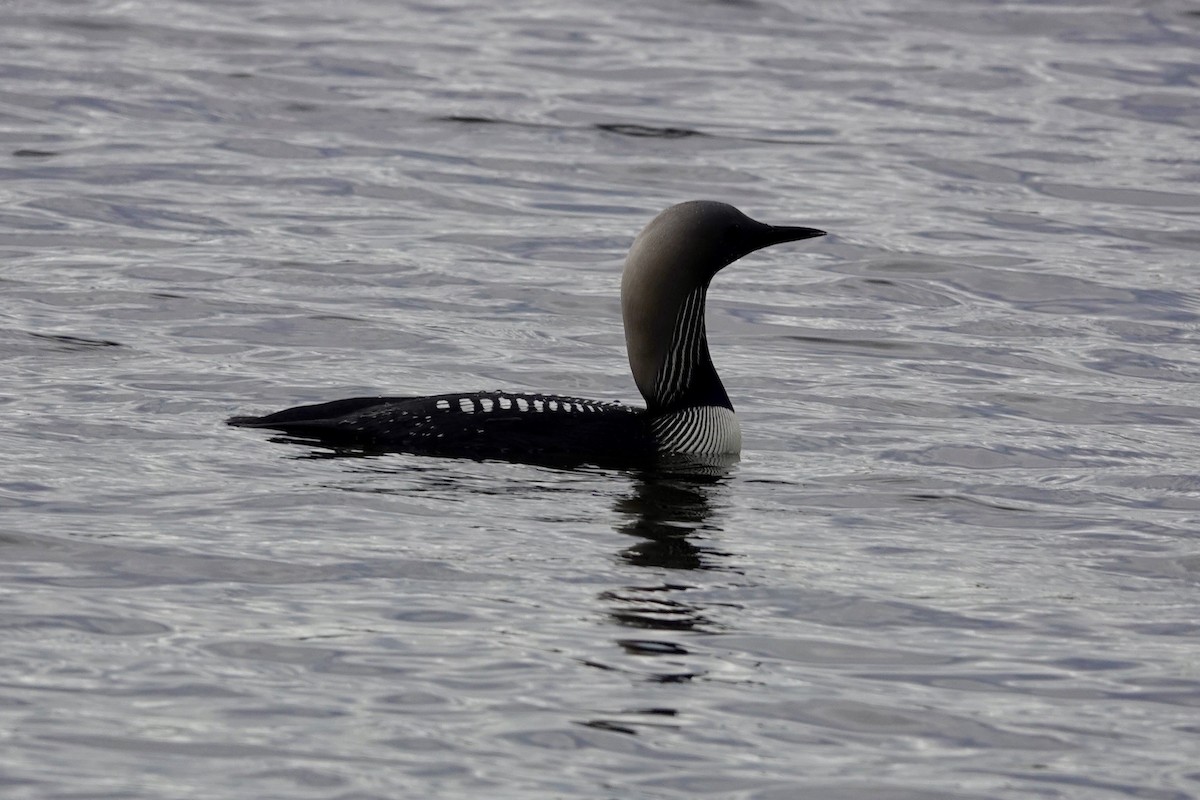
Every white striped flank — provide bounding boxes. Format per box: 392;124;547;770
650;405;741;455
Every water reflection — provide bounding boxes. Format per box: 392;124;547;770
603;465;735;645
287;444;737;639
612;469;731;572
586;467;736;725
276;446;737;698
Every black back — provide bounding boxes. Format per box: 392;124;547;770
228;391;658;469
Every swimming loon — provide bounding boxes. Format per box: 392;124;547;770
228;201;825;467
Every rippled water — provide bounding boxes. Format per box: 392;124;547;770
3;1;1200;797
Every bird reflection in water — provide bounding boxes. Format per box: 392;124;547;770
612;468;732;573
264;446;738;732
602;460;736;659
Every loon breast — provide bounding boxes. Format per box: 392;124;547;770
228;201;826;468
650;406;742;456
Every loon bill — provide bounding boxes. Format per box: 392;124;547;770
228;200;826;467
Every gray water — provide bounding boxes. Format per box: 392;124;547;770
3;1;1200;797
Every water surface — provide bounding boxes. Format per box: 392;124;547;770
2;1;1200;798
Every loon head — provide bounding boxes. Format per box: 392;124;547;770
621;201;825;413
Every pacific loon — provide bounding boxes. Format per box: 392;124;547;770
228;201;826;467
